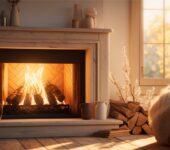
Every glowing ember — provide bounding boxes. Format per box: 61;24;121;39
20;65;49;105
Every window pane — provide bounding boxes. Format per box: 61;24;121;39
165;0;170;9
165;11;170;43
144;44;163;78
144;10;163;43
165;45;170;78
143;0;163;9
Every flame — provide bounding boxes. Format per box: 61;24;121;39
20;65;49;105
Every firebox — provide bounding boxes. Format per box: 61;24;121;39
0;49;85;119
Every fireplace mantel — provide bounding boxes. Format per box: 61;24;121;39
0;27;112;104
0;27;112;33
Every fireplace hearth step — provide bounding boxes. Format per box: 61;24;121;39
0;119;123;138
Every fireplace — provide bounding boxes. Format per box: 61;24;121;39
0;49;85;118
0;28;120;138
0;28;112;120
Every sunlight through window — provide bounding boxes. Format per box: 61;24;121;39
143;0;170;79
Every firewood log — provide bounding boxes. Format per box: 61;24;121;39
110;103;135;118
24;93;31;106
6;94;16;105
6;86;23;105
45;83;65;102
110;110;128;122
34;94;43;105
119;124;130;130
132;126;142;135
127;102;141;112
142;123;154;135
140;107;148;116
136;112;148;126
110;100;128;107
12;94;23;106
127;112;139;130
46;92;57;105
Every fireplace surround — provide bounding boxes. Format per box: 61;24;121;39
0;27;122;138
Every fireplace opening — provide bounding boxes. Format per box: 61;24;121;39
0;49;85;119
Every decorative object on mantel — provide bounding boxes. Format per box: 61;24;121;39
7;0;20;26
0;11;7;27
72;4;82;28
84;7;97;28
109;46;155;135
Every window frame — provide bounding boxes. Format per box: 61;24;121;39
130;0;170;86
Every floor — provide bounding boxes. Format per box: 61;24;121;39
0;135;169;150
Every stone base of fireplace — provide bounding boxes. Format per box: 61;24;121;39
0;119;122;138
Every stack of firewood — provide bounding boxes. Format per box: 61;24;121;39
109;100;153;135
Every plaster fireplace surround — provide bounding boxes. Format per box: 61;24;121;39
0;27;122;138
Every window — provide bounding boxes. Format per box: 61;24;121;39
141;0;170;85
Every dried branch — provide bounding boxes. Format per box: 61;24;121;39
110;73;126;103
110;46;155;109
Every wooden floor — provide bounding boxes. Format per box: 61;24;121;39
0;135;169;150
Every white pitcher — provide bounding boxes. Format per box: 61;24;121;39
95;101;108;120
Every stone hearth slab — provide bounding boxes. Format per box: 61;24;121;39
0;119;122;138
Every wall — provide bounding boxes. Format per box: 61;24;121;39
0;0;130;100
103;0;130;100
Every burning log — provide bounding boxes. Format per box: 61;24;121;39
6;94;16;105
45;83;65;102
24;93;31;106
46;92;57;105
34;94;44;105
11;94;23;106
110;100;153;135
6;86;23;106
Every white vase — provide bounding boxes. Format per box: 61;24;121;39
10;4;20;26
95;102;108;120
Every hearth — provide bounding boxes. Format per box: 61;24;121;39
0;49;85;119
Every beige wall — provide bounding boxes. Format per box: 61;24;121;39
0;0;130;100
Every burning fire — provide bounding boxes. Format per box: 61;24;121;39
20;65;49;105
6;64;66;106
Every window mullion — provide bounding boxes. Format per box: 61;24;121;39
163;0;166;79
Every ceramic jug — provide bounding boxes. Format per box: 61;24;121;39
95;101;108;120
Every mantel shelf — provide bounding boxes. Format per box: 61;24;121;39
0;27;112;34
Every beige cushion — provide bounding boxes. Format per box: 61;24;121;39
149;88;170;145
